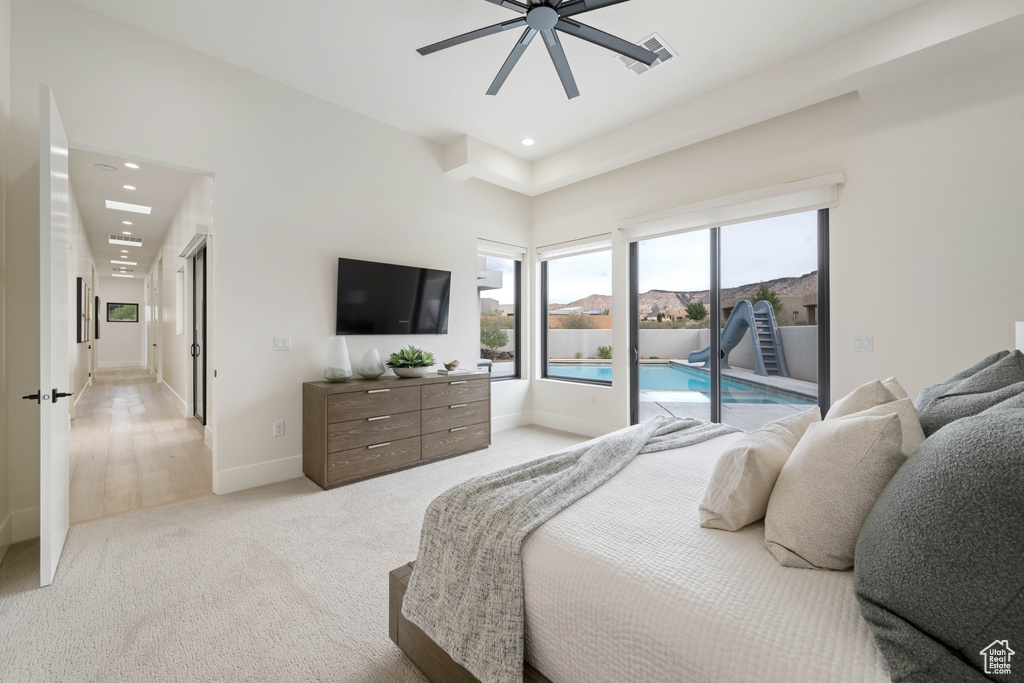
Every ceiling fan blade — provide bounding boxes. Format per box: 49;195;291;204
417;17;528;56
555;18;658;65
482;0;530;13
487;29;538;96
556;0;631;18
541;29;580;99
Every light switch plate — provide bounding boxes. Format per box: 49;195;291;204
274;336;291;351
853;336;874;352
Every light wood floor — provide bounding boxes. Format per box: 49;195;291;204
70;367;212;525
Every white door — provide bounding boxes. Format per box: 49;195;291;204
39;84;72;587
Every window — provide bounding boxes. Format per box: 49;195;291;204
478;254;520;380
541;249;613;384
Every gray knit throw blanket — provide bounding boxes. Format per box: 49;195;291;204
401;416;739;683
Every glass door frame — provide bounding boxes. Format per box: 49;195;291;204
192;246;207;425
629;209;831;425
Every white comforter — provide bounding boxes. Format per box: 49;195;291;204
522;432;890;683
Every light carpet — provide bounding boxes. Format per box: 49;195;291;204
0;425;587;682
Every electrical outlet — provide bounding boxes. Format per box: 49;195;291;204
273;420;285;437
274;336;291;351
853;336;874;353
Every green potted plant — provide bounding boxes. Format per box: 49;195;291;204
387;345;436;378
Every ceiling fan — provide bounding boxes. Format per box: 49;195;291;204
417;0;660;99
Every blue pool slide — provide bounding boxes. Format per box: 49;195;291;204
688;299;789;377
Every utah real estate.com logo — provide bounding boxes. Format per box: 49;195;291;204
980;640;1015;676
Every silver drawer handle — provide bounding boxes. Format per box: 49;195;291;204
450;381;468;385
450;427;467;432
367;442;391;450
367;389;390;394
367;415;391;422
450;403;467;409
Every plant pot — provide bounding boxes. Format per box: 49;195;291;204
392;366;433;378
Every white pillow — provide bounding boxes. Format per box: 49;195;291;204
699;408;820;531
882;376;910;400
764;412;903;570
834;397;925;457
827;379;898;419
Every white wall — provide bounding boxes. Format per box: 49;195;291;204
95;277;146;368
6;0;532;523
67;188;97;417
151;174;214;417
0;0;11;562
531;48;1024;435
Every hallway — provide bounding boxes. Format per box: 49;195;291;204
70;368;212;524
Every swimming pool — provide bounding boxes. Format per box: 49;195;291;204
547;363;815;405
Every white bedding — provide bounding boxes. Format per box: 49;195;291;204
522;432;890;683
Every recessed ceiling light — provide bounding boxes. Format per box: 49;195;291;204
521;138;535;146
122;231;132;236
121;250;129;254
105;200;151;214
111;259;138;265
94;163;117;172
124;162;140;169
122;221;132;225
123;185;136;191
112;274;134;278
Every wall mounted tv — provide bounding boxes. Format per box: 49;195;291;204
336;257;451;335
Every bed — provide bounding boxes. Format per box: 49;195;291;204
389;430;888;683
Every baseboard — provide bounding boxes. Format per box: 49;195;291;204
73;381;90;408
0;512;12;564
492;412;530;433
529;411;612;438
215;455;303;495
97;361;147;369
12;506;40;543
160;380;190;418
204;426;213;448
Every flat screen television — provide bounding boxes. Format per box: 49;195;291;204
336;257;451;335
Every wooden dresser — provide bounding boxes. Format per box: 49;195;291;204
302;371;491;489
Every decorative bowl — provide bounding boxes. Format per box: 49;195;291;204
392;366;433;378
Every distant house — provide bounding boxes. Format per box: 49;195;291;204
551;307;585;315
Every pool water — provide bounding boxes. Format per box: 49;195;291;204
547;363;815;405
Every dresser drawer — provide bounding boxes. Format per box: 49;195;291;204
327;411;421;452
421;400;489;434
327;436;421;485
421;378;489;409
422;421;490;461
327;386;420;423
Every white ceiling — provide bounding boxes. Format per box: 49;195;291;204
65;0;928;159
69;148;198;277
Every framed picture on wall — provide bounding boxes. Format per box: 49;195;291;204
107;302;139;323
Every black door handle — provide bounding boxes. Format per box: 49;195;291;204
52;389;73;403
23;391;41;404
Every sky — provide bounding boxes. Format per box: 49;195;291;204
480;212;819;306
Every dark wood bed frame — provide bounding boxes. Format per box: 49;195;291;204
389;563;552;683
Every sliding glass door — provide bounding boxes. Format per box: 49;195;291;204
630;210;828;430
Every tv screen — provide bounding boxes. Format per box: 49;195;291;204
336;257;451;335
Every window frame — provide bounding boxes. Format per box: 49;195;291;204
478;254;522;382
540;253;613;387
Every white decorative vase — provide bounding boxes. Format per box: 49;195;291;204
392;366;433;378
324;336;352;382
357;348;386;379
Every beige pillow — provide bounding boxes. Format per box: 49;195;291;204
882;377;909;400
699;408;820;531
763;412;903;570
827;379;898;419
835;398;925;457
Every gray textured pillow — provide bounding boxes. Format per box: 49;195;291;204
854;392;1024;682
764;412;903;570
827;379;898;419
917;351;1024;436
914;350;1010;413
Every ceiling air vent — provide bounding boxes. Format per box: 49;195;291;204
108;234;143;247
615;33;675;76
113;267;135;273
